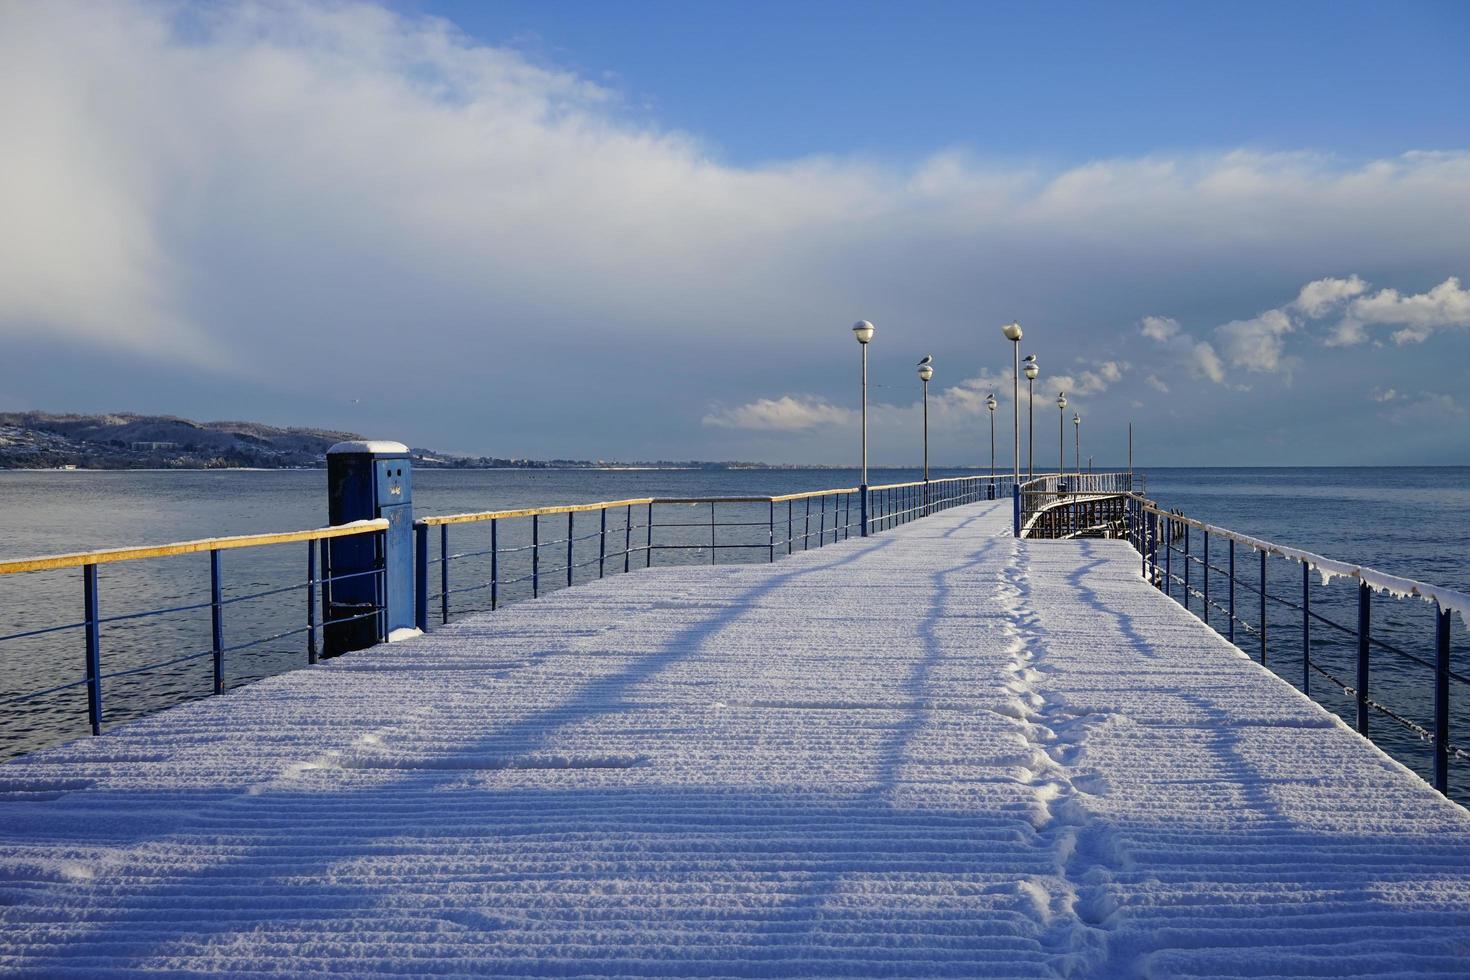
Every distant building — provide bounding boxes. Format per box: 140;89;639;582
130;441;179;451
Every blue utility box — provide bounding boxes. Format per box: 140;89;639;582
324;441;414;657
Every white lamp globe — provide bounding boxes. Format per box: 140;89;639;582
852;320;875;344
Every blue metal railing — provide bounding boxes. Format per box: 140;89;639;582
414;476;1010;629
0;521;389;744
2;476;1015;757
1018;472;1135;537
1123;492;1469;799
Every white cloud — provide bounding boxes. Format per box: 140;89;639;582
2;2;1470;461
1384;391;1469;425
712;359;1128;437
702;396;852;431
1072;360;1125;395
1192;342;1227;384
1145;374;1170;394
1140;316;1180;342
1292;275;1367;317
1324;319;1368;347
1371;387;1397;402
3;3;1470;373
1347;277;1470;345
1215;308;1296;374
1137;313;1231;385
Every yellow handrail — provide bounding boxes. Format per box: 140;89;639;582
2;476;997;576
867;475;982;492
768;487;860;502
417;498;656;527
0;519;389;576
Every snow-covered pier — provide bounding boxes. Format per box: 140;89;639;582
2;499;1469;976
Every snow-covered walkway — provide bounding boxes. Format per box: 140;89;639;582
2;500;1469;977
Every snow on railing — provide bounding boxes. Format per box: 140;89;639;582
1129;494;1470;623
1124;491;1467;798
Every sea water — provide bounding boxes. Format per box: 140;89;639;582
1;466;1467;801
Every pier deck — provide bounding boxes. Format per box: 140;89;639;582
2;501;1468;976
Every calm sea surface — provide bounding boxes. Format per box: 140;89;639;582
1;466;1467;800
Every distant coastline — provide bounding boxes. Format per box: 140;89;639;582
0;411;839;472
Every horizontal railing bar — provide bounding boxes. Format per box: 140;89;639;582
0;520;389;576
1133;492;1470;620
653;521;772;529
656;496;775;504
220;623;316;656
651;544;767;552
95;600;214;625
0;620;87;644
322;608;382;629
417;498;655;526
0;677;91;706
99;649;213;681
219;580;315;606
1305;658;1462;752
497;572;538;587
769;488;860;502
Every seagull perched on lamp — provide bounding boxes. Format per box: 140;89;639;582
917;354;932;366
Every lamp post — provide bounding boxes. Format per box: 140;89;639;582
986;393;997;499
1001;322;1022;535
1073;412;1082;482
1056;392;1067;491
1023;355;1038;481
918;357;933;514
853;320;875;536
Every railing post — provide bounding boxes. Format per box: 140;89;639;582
768;500;775;562
440;524;449;625
1183;524;1190;613
1149;512;1158;586
307;541;318;664
788;500;794;554
491;518;499;610
209;549;224;695
1259;549;1267;665
1356;581;1370;735
1202;529;1209;628
318;539;332;640
709;502;716;565
599;508;607;579
1012;483;1021;537
623;506;631;574
1434;603;1451;794
819;493;826;545
414;524;428;632
859;484;869;537
804;497;811;549
1228;539;1235;644
83;563;102;736
376;530;389;643
844;491;851;540
532;514;540;597
1301;561;1310;695
1164;518;1171;597
646;502;653;568
567;511;575;587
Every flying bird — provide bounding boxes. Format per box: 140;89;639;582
917;355;932;366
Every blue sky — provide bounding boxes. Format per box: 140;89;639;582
1;1;1468;466
413;0;1470;166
